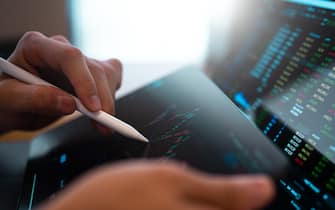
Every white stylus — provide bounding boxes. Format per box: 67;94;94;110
0;58;149;143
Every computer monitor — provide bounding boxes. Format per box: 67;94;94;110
206;0;335;209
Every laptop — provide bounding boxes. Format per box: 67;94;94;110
3;0;335;209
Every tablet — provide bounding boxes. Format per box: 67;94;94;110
18;66;289;209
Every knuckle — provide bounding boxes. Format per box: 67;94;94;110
105;59;123;89
111;59;123;73
52;35;68;42
21;31;44;43
10;31;45;63
93;62;107;76
74;77;96;94
104;66;116;79
31;86;56;111
105;59;123;76
74;77;94;88
63;46;83;60
111;60;123;81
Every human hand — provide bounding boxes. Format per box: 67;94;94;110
41;161;275;210
0;31;122;133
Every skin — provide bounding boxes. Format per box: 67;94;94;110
0;32;275;210
41;161;275;210
0;31;122;133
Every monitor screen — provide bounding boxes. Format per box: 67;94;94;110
207;0;335;209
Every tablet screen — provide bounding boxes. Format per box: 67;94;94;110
18;66;288;209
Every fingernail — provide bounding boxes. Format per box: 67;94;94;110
57;96;75;114
90;95;102;111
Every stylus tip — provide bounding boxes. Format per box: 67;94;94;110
140;136;150;143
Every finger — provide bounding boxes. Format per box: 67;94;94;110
186;174;275;210
87;58;115;114
86;59;116;134
104;58;123;91
50;35;71;44
0;112;61;132
179;203;222;210
183;206;221;210
8;31;101;112
0;79;76;115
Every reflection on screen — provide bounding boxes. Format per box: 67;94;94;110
207;0;335;209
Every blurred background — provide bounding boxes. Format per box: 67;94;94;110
0;0;238;97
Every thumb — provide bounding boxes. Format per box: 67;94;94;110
0;79;76;115
188;175;275;210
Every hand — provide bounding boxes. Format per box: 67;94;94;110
0;31;122;133
41;161;275;210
